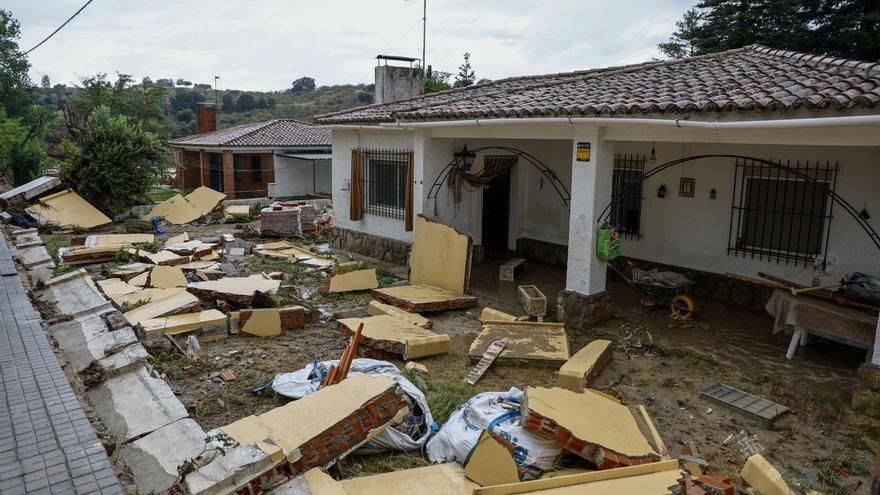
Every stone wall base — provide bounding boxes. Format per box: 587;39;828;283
324;227;411;266
559;290;614;330
516;237;568;267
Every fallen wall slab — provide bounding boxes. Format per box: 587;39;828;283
469;321;570;367
338;316;449;360
120;418;206;494
558;339;613;392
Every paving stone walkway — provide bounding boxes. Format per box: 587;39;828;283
0;235;122;494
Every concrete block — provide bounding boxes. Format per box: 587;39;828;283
87;366;189;442
185;443;277;495
39;269;112;318
120;418;206;494
97;343;149;375
49;314;139;372
740;454;791;495
16;244;54;269
26;263;55;286
558;339;613;392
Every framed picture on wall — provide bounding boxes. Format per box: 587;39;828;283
679;177;695;197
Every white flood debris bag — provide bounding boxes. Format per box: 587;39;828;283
426;388;562;479
271;358;435;453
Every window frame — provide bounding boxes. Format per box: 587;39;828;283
610;153;646;240
361;149;410;219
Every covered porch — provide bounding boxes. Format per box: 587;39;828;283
173;148;276;199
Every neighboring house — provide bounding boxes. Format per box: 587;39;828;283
315;45;880;331
169;104;331;199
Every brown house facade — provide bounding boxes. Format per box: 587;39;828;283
169;105;331;199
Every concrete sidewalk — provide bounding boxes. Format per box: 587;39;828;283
0;235;121;495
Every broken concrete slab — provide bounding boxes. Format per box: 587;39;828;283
58;245;120;265
97;278;142;298
405;361;428;374
328;269;379;293
472;460;683;495
87;366;189;442
27;188;112;230
220;374;407;474
410;215;471;294
740;454;791;495
338;315;449;360
0;175;61;202
39;269;113;318
96;342;149;375
469;321;570;367
15;243;54;268
231;306;311;335
139;309;228;339
123;290;200;326
558;339;613;393
165;239;215;257
111;262;153;280
239;308;282;337
367;300;431;328
372;284;478;313
120;418;207;494
108;287;185;309
48;312;139;372
184;442;277;495
187;274;280;305
164;231;190;247
521;387;661;469
144;249;188;266
84;233;155;247
143;194;201;224
479;307;527;322
465;430;520;486
147;265;187;288
280;463;478;495
185;186;226;217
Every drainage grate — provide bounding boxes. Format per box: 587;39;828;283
699;383;789;425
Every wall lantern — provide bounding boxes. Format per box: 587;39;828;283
657;183;666;198
649;143;657;165
710;188;717;199
454;145;477;172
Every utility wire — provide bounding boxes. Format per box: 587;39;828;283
25;0;95;55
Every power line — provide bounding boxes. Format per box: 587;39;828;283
25;0;95;55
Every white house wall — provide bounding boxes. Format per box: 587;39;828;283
273;156;332;197
614;141;880;287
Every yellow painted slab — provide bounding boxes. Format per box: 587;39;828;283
367;300;431;328
255;241;294;251
376;284;468;304
220;375;399;457
480;307;522;322
188;274;280;297
109;287;185;308
465;430;520;487
145;250;185;265
340;464;477;494
29;189;112;230
741;454;791;495
86;233;154;247
148;265;187;288
185;186;226;216
97;278;141;297
123;291;199;326
558;340;612;393
339;316;449;359
225;204;251;217
329;269;378;293
469;321;570;365
240;309;281;337
140;309;227;337
143;193;202;224
128;271;149;287
410;216;470;294
164;232;189;247
524;387;658;458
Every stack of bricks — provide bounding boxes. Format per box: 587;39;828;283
672;472;735;495
236;306;313;331
521;407;661;469
260;203;315;237
286;384;408;475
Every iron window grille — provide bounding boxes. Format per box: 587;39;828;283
251;155;263;183
728;158;838;267
362;149;409;220
611;154;646;240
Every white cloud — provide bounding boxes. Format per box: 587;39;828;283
11;0;694;91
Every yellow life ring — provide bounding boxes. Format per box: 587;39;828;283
670;294;696;320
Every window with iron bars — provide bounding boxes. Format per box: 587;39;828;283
611;154;646;240
728;158;838;267
362;149;409;219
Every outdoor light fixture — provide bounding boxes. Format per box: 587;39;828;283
649;143;657;165
710;188;717;199
657;183;666;198
454;145;477;172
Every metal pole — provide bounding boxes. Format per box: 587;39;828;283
422;0;426;70
214;75;220;110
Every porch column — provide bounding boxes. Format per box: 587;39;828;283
199;150;209;187
871;315;880;366
560;127;615;328
222;150;235;199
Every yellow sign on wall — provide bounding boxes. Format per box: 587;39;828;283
577;142;591;162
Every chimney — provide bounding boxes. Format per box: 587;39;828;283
195;102;217;134
374;55;424;105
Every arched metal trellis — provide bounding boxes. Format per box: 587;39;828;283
598;154;880;258
426;146;571;209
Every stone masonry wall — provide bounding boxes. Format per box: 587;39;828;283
324;227;411;266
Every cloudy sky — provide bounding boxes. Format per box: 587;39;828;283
10;0;694;91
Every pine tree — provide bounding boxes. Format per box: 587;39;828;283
454;53;476;88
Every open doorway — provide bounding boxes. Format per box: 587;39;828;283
209;153;223;192
481;168;511;259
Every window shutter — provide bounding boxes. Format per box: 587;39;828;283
404;151;414;231
350;149;363;221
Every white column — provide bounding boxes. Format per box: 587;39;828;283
565;127;614;295
413;130;426;217
871;314;880;366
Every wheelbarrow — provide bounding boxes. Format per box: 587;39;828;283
607;261;697;319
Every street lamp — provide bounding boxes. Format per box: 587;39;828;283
454;145;477;172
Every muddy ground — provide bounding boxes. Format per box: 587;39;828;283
46;219;877;494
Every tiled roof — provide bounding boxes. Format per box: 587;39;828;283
314;45;880;124
169;119;331;148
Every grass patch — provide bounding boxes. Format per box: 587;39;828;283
43;234;71;260
376;268;403;288
113;247;138;264
149;348;189;379
813;452;870;493
137;241;162;254
52;264;80;277
404;369;476;425
337;451;430;477
149;188;178;203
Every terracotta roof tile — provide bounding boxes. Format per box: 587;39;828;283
315;45;880;125
169;119;330;148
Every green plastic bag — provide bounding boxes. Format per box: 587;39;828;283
596;222;621;261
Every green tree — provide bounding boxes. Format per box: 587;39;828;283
425;69;452;93
65;73;170;138
290;76;316;94
453;53;475;88
236;93;256;112
658;8;701;58
61;106;167;215
0;106;47;184
175;78;192;87
40;74;50;89
221;93;235;112
0;9;34;119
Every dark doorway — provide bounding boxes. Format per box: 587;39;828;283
209;153;223;192
481;168;511;259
